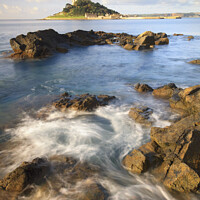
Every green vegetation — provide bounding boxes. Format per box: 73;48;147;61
63;0;119;16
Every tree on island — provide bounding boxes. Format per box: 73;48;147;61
63;0;119;16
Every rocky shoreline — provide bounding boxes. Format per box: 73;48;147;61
1;28;200;199
124;83;200;193
9;29;170;59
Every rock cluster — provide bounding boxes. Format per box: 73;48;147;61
53;93;116;112
0;155;109;199
124;83;200;193
10;29;169;59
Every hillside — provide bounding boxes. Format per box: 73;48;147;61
45;0;119;20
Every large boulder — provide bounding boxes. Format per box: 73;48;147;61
0;158;50;192
169;84;200;115
129;106;153;126
10;29;69;59
153;83;180;99
53;93;116;112
134;83;153;93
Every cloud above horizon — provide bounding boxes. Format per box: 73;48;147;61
0;0;199;19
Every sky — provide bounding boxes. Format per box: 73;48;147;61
0;0;199;19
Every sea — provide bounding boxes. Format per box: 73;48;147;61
0;18;200;199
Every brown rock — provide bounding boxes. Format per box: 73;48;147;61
188;36;194;41
153;83;179;99
134;83;153;93
123;44;135;50
155;38;169;45
173;33;184;36
164;162;200;192
155;32;168;40
53;93;115;112
129;106;153;126
123;149;148;174
134;35;155;46
0;158;50;192
169;84;200;115
189;60;200;65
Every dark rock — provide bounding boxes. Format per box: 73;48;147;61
10;29;69;59
155;32;168;40
0;158;50;192
129;106;153;126
134;83;153;93
189;60;200;65
153;83;180;99
134;35;155;46
53;93;116;112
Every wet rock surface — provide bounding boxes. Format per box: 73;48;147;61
10;29;169;59
0;158;50;192
124;83;200;193
129;106;153;126
53;93;116;112
0;155;109;199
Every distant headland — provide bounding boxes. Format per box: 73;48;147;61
43;0;200;20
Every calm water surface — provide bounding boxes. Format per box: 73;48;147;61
0;18;200;200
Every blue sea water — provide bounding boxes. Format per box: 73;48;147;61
0;18;200;199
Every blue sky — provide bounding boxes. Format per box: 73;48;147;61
0;0;199;19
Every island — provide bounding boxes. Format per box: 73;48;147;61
44;0;121;20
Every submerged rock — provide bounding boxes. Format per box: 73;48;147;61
0;158;50;192
129;106;153;126
189;60;200;65
134;83;153;93
173;33;184;36
53;93;115;112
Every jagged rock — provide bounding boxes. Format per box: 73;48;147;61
153;83;180;99
129;106;153;126
53;93;115;112
188;36;194;41
123;113;200;192
163;162;200;192
0;158;50;192
134;35;155;46
123;149;148;174
169;84;200;115
189;60;200;65
155;38;169;45
134;83;153;93
10;29;69;59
